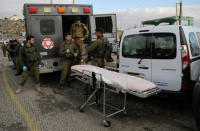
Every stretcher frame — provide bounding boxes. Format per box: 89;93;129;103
71;69;161;127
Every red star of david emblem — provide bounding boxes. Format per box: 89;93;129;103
43;38;54;49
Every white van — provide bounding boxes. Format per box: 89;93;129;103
119;25;200;92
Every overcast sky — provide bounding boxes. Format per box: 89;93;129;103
0;0;199;28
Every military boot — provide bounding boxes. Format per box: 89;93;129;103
16;86;23;94
36;84;41;92
58;84;65;90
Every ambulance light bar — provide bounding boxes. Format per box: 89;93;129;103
44;7;52;13
72;8;78;13
84;8;90;13
29;7;37;13
57;7;65;13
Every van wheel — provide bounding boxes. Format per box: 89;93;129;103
193;82;200;130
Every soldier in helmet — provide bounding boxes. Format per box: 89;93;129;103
16;35;42;94
58;33;79;90
70;16;89;64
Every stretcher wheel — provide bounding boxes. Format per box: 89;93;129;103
103;120;111;127
79;106;84;112
123;111;127;117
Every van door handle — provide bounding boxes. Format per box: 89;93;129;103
138;66;149;69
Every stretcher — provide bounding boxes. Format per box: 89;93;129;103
71;65;161;127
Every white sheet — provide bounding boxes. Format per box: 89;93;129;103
71;65;157;93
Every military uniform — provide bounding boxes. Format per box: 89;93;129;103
14;43;23;74
16;44;41;93
87;36;107;68
59;40;79;85
1;43;7;57
6;43;11;61
70;23;89;64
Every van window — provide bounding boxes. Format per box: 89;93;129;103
152;33;176;59
189;32;200;57
122;34;151;58
40;20;55;35
95;16;113;33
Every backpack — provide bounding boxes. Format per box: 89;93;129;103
98;38;113;62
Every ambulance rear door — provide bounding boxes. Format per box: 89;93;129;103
30;15;63;59
90;14;117;52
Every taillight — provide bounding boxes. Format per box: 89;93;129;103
182;82;189;90
41;63;44;67
29;7;37;13
182;44;190;70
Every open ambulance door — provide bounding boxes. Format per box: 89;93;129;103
90;14;118;52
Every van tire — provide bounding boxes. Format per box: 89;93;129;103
193;82;200;130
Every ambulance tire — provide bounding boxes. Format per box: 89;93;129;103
193;82;200;130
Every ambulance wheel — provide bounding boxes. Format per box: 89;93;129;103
193;82;200;130
103;120;111;127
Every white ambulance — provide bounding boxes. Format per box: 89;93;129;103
23;4;117;73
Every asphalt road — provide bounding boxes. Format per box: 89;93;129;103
0;50;198;131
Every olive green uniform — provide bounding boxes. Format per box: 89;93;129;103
70;23;89;64
87;37;106;68
1;43;7;57
14;43;23;73
59;40;79;85
6;43;11;61
19;44;41;87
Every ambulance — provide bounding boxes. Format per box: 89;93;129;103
23;4;117;73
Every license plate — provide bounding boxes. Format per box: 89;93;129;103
135;75;144;79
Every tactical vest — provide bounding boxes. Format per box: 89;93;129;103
23;45;40;66
63;41;74;59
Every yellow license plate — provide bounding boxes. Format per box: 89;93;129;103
135;75;144;79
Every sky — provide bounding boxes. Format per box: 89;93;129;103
0;0;200;28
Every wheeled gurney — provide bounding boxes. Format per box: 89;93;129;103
71;65;161;127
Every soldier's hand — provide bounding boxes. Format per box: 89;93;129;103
74;53;78;57
72;39;75;43
66;49;70;54
80;38;84;41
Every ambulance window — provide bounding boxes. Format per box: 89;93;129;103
40;20;55;35
122;34;151;58
153;33;176;59
95;17;112;33
189;32;200;57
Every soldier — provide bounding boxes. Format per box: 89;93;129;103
70;16;89;64
8;40;17;69
1;41;7;57
16;35;42;94
6;40;11;61
58;33;79;90
14;40;23;76
87;28;107;68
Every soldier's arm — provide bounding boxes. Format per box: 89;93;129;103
20;48;25;66
83;24;89;39
87;40;100;53
69;24;73;36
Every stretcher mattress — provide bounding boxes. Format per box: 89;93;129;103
71;65;157;93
